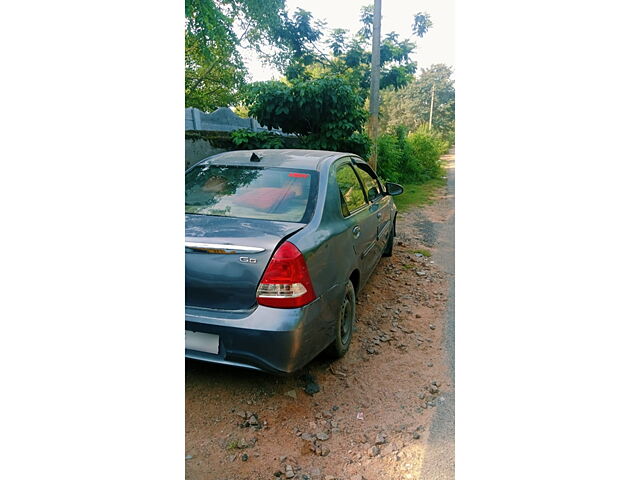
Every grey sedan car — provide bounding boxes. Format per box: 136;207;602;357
185;149;403;374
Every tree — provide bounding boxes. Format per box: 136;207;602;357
243;77;370;155
283;6;431;98
185;0;324;111
379;64;455;139
237;5;437;156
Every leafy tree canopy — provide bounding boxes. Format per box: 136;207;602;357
186;1;433;113
284;5;432;97
379;64;455;139
238;5;435;156
185;0;325;111
243;77;370;154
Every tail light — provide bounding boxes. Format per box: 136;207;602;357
256;241;316;308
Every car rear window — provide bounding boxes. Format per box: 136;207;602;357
185;165;317;223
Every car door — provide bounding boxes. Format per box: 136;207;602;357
352;160;393;254
334;161;379;279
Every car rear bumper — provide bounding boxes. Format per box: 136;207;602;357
185;287;341;374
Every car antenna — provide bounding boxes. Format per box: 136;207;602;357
250;152;262;162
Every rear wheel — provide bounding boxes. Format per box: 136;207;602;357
326;280;356;358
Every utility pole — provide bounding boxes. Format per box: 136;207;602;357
368;0;382;171
428;83;435;131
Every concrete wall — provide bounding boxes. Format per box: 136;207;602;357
185;107;297;169
185;138;227;169
185;107;281;134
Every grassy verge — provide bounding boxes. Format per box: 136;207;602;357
393;176;447;212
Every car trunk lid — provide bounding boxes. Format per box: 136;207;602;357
185;215;304;310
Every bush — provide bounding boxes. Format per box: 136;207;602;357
376;132;403;183
230;129;286;149
405;125;449;180
336;132;371;158
243;77;368;154
376;124;449;184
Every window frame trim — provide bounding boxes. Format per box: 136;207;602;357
334;159;370;218
352;159;384;203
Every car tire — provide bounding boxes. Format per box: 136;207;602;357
326;280;356;358
382;218;395;257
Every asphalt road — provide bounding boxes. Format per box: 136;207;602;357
420;152;455;480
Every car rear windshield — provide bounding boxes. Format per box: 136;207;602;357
185;165;318;223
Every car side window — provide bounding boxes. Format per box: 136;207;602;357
354;164;382;202
336;163;367;216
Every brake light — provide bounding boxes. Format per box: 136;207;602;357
256;241;316;308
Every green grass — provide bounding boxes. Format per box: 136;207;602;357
393;177;446;212
412;249;432;257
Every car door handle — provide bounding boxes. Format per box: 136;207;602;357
352;225;361;238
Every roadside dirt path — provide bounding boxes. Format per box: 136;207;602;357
186;152;455;480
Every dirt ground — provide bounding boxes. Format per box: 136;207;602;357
185;167;454;480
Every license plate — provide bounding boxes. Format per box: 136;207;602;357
185;331;219;355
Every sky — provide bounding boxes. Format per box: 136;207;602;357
244;0;454;82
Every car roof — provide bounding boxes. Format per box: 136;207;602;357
200;149;359;171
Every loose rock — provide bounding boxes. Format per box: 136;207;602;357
285;465;295;479
300;373;321;395
305;382;320;395
284;390;297;399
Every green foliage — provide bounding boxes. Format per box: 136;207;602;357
185;0;438;123
376;131;403;183
186;129;302;151
185;0;246;110
185;130;238;150
337;132;371;157
281;4;429;97
261;8;327;74
312;30;418;95
376;125;449;184
230;129;285;149
357;5;374;40
380;64;455;140
297;132;371;157
243;77;368;153
406;125;449;180
412;13;433;37
185;0;324;111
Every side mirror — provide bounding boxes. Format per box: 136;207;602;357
385;182;404;196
